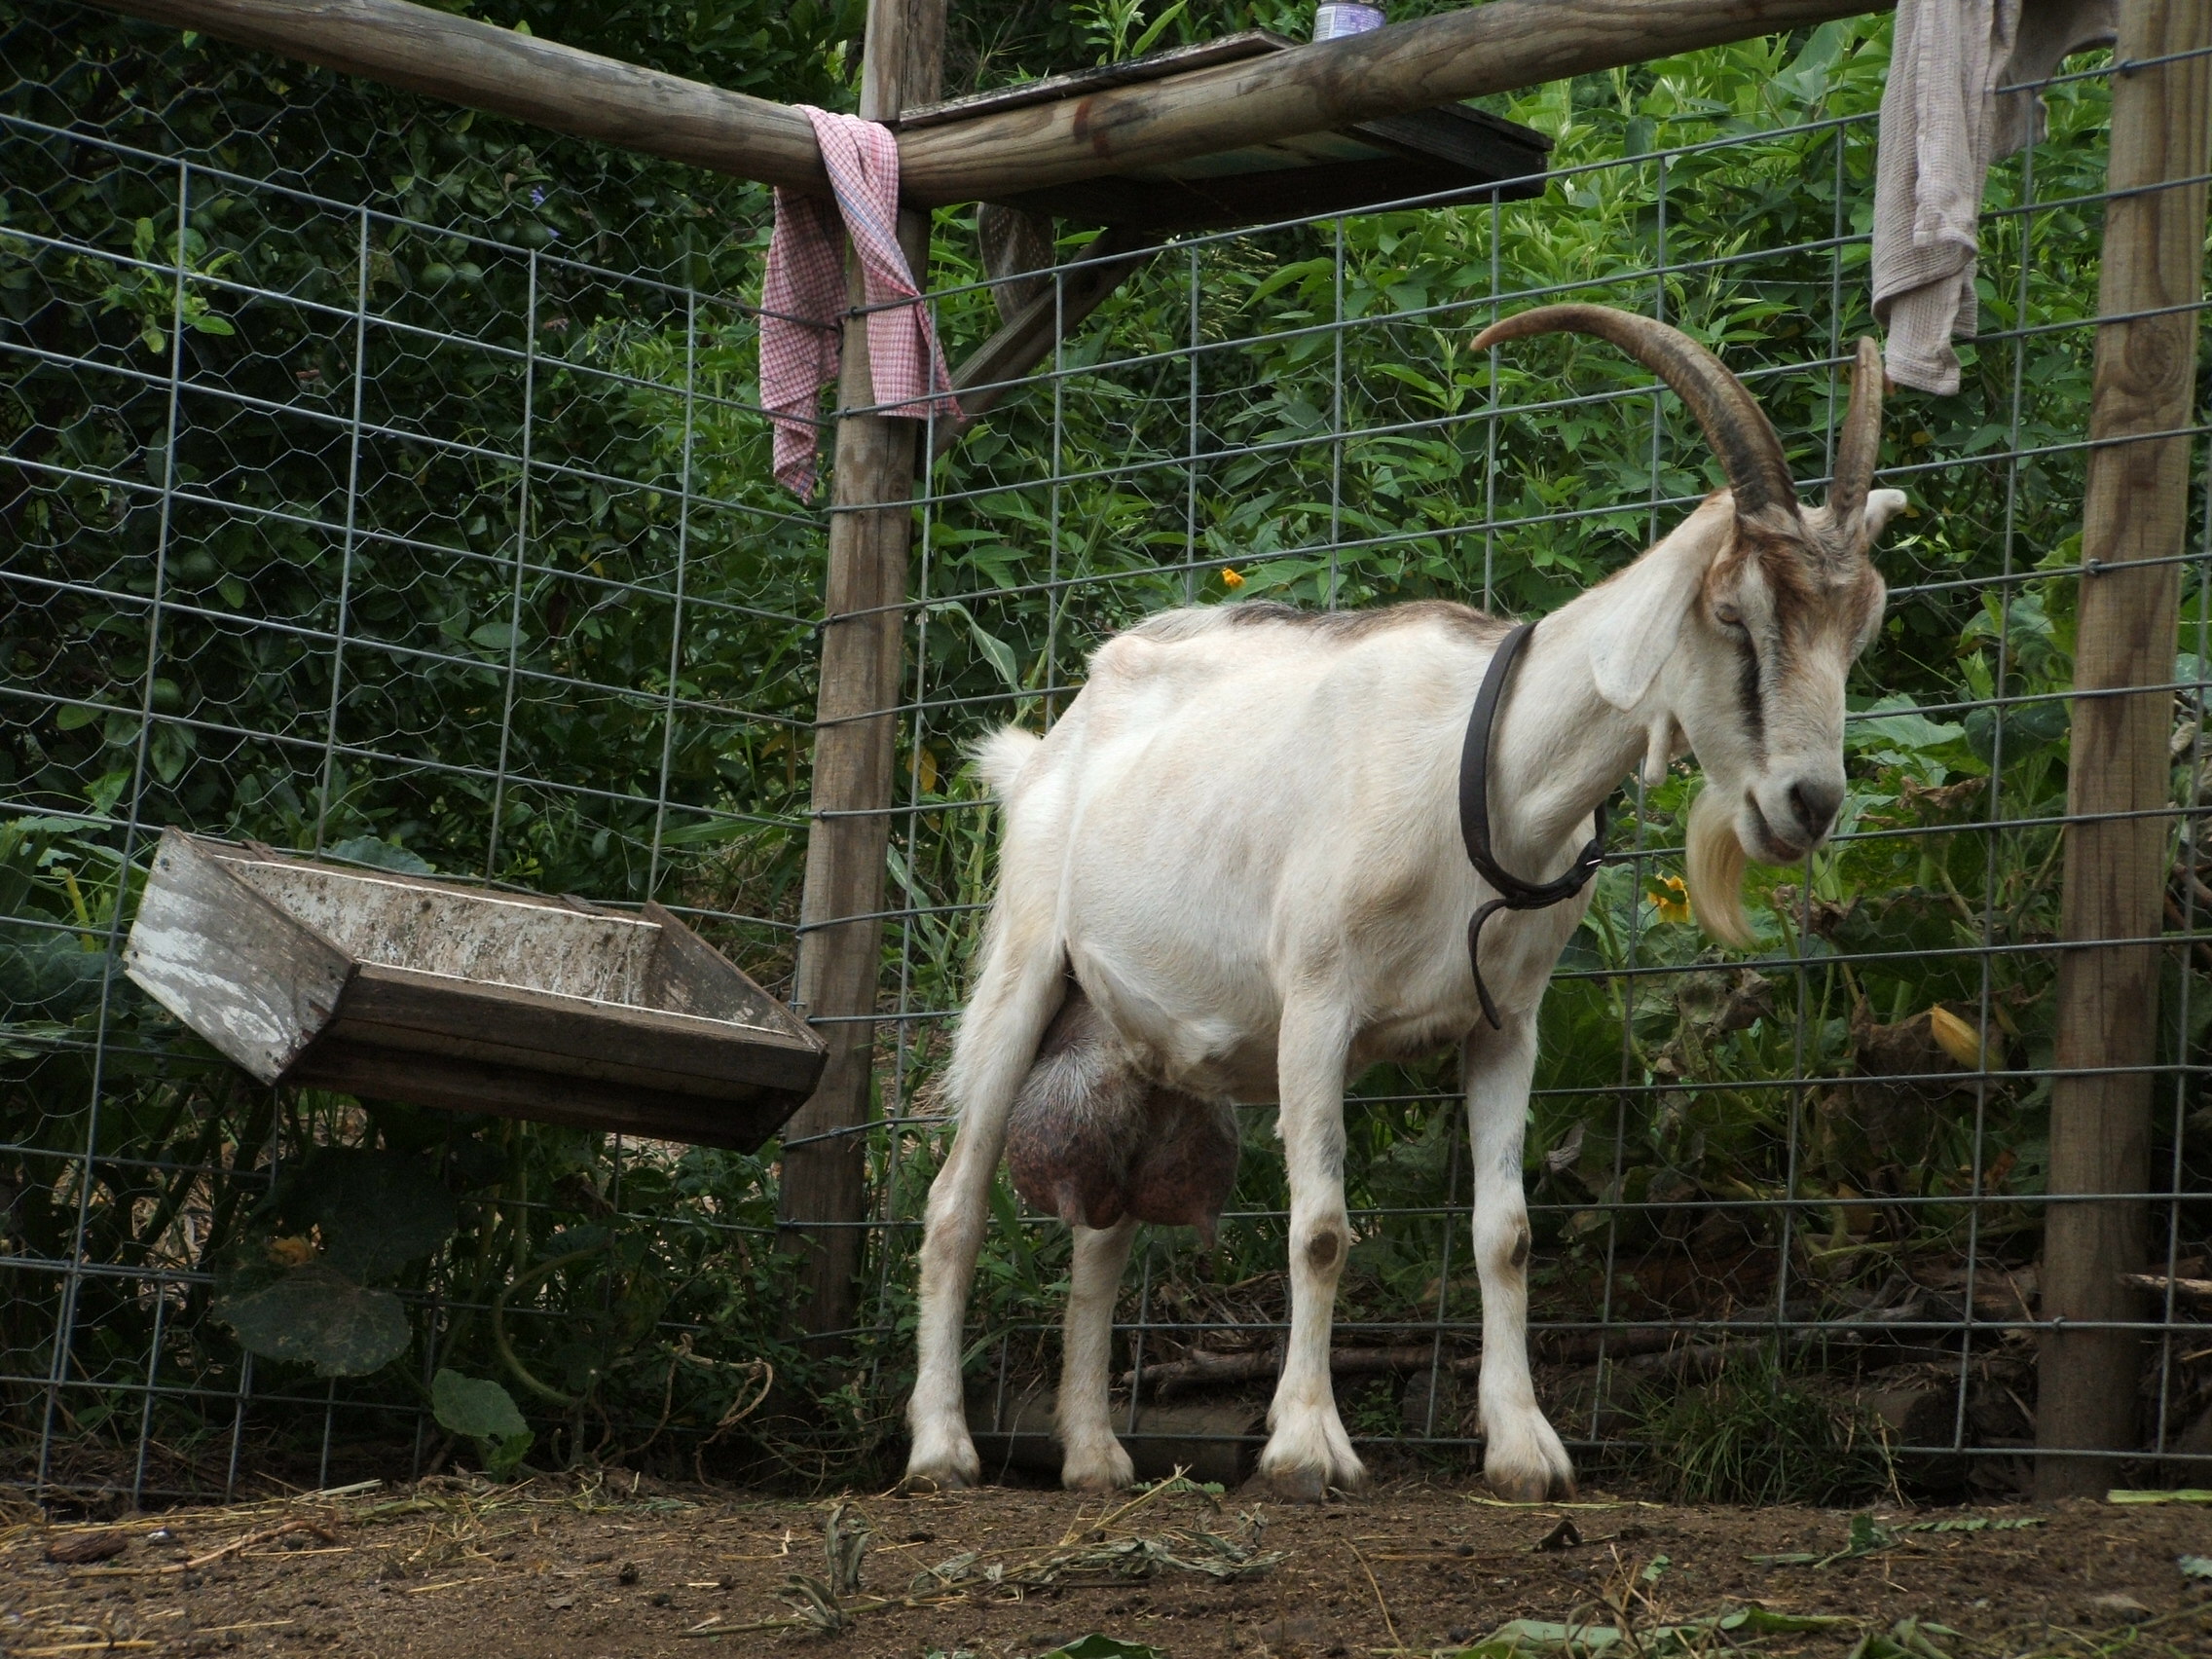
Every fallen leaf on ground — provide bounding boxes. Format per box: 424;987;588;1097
44;1531;129;1565
1454;1605;1859;1657
1039;1639;1164;1659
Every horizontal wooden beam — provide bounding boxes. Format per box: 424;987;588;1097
896;0;1890;205
88;0;1888;210
82;0;827;193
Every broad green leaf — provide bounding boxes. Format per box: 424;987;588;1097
1847;697;1965;755
935;601;1022;693
431;1369;528;1440
215;1263;409;1377
432;1370;534;1479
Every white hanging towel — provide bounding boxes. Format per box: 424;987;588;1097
1872;0;2116;395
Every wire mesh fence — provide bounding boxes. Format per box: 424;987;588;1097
1;0;831;1503
5;3;2210;1509
876;37;2212;1497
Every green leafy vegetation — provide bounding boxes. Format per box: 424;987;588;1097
430;1367;534;1478
1632;1354;1898;1506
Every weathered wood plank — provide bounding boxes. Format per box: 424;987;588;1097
123;829;353;1083
90;0;1879;211
127;831;823;1145
640;901;803;1039
222;856;662;1007
897;30;1291;129
81;0;827;192
288;1037;791;1151
894;0;1888;205
915;32;1550;234
336;963;822;1088
777;0;946;1347
312;1012;806;1099
2039;0;2212;1497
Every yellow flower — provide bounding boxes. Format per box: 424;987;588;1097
1927;1004;1987;1069
1649;874;1691;923
267;1235;315;1269
1220;567;1245;589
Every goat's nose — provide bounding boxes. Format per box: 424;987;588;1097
1788;778;1843;843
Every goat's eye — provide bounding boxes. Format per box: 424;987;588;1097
1714;603;1745;629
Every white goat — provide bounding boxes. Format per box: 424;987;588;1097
904;306;1905;1502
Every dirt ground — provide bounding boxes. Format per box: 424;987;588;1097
6;1473;2212;1659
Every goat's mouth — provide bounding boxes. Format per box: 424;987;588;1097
1742;793;1812;864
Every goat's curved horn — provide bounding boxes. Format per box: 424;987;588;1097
1471;304;1798;524
1827;336;1885;532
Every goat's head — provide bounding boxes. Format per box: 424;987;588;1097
1471;305;1907;946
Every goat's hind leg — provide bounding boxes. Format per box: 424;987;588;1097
1056;1216;1138;1491
904;923;1064;1492
1465;1014;1574;1501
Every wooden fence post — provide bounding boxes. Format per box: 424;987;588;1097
778;0;946;1349
2038;0;2212;1498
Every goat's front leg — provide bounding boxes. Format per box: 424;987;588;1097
1257;999;1366;1501
1056;1216;1138;1491
1465;1014;1575;1501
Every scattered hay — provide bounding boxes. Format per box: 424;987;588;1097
682;1473;1289;1642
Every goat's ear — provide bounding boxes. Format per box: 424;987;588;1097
1862;488;1907;543
1585;526;1712;711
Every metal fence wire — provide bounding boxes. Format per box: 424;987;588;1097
7;5;2212;1507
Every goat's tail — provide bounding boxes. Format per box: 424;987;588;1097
1685;783;1754;948
970;724;1044;799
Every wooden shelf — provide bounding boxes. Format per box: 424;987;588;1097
123;829;823;1151
901;31;1550;233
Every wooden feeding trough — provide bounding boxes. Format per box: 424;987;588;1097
900;31;1552;234
123;829;823;1151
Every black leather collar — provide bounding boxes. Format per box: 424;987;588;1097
1457;621;1610;1030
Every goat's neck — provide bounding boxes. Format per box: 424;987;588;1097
1478;620;1650;879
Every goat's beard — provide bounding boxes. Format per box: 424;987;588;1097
1685;785;1753;948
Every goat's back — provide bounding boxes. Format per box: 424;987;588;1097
962;599;1521;1096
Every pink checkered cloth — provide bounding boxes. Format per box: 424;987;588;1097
760;107;958;499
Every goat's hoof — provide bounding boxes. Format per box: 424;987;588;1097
902;1436;982;1493
1484;1464;1576;1503
1483;1421;1576;1503
1061;1441;1135;1493
1257;1411;1368;1502
1255;1446;1367;1503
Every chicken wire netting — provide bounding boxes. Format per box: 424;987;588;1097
4;3;2211;1509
